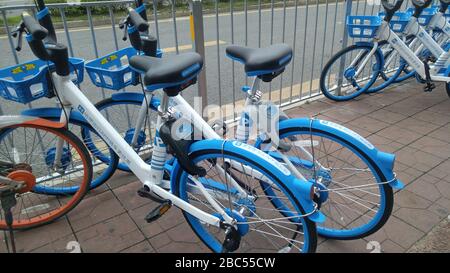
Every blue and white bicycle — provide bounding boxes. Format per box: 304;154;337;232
80;1;404;241
1;0;331;253
320;0;450;101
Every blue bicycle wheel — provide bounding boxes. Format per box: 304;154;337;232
366;41;405;93
172;145;317;253
254;121;393;239
320;44;382;101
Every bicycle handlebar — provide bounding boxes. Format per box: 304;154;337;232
22;12;48;40
381;0;404;22
128;7;149;32
120;5;158;57
17;11;70;77
412;0;433;17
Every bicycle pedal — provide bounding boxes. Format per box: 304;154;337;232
144;200;172;223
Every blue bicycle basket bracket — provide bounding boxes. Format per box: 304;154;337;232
346;16;381;39
418;6;438;26
0;58;84;104
379;11;412;33
85;47;163;91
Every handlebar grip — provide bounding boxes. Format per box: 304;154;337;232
127;7;149;32
412;0;433;17
381;0;404;22
22;12;47;40
440;0;450;13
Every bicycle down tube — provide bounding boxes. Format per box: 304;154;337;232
52;74;237;228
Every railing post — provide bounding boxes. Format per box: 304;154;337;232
189;0;207;111
336;0;353;96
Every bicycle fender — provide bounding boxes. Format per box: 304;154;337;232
0;115;64;129
278;118;404;190
110;92;160;111
20;107;89;126
170;139;326;223
355;41;385;69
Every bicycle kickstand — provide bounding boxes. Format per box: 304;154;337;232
423;60;436;92
0;175;26;253
0;191;17;253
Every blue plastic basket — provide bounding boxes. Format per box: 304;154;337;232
418;7;438;26
385;11;412;33
85;47;163;91
0;58;84;104
347;16;381;38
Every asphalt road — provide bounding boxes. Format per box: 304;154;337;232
0;2;381;116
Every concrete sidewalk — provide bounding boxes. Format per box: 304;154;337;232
2;79;450;253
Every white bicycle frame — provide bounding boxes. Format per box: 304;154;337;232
51;73;258;228
377;9;450;76
50;70;317;230
375;14;450;82
124;75;310;183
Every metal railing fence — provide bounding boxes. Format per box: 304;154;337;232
0;0;421;121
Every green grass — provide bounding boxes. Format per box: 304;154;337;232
0;0;321;28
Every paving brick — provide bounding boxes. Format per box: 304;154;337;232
366;134;404;153
374;216;425;249
435;181;450;199
409;135;450;160
377;126;423;145
29;234;78;253
427;160;450;182
107;171;139;189
384;101;428;117
10;217;73;252
148;231;172;250
338;100;381;115
321;107;361;123
428;124;450;144
347;116;390;133
120;240;155;253
395;117;440;135
428;201;450;219
380;239;406;253
407;175;443;202
412;110;450;126
301;101;336;115
317;238;370;253
394;208;442;233
427;100;450;114
369;108;407;125
68;190;125;231
394;163;425;186
395;190;433;209
76;213;145;253
395;146;444;173
165;223;201;244
113;181;151;211
156;241;210;253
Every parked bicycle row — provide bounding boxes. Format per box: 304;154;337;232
0;0;405;253
321;0;450;101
